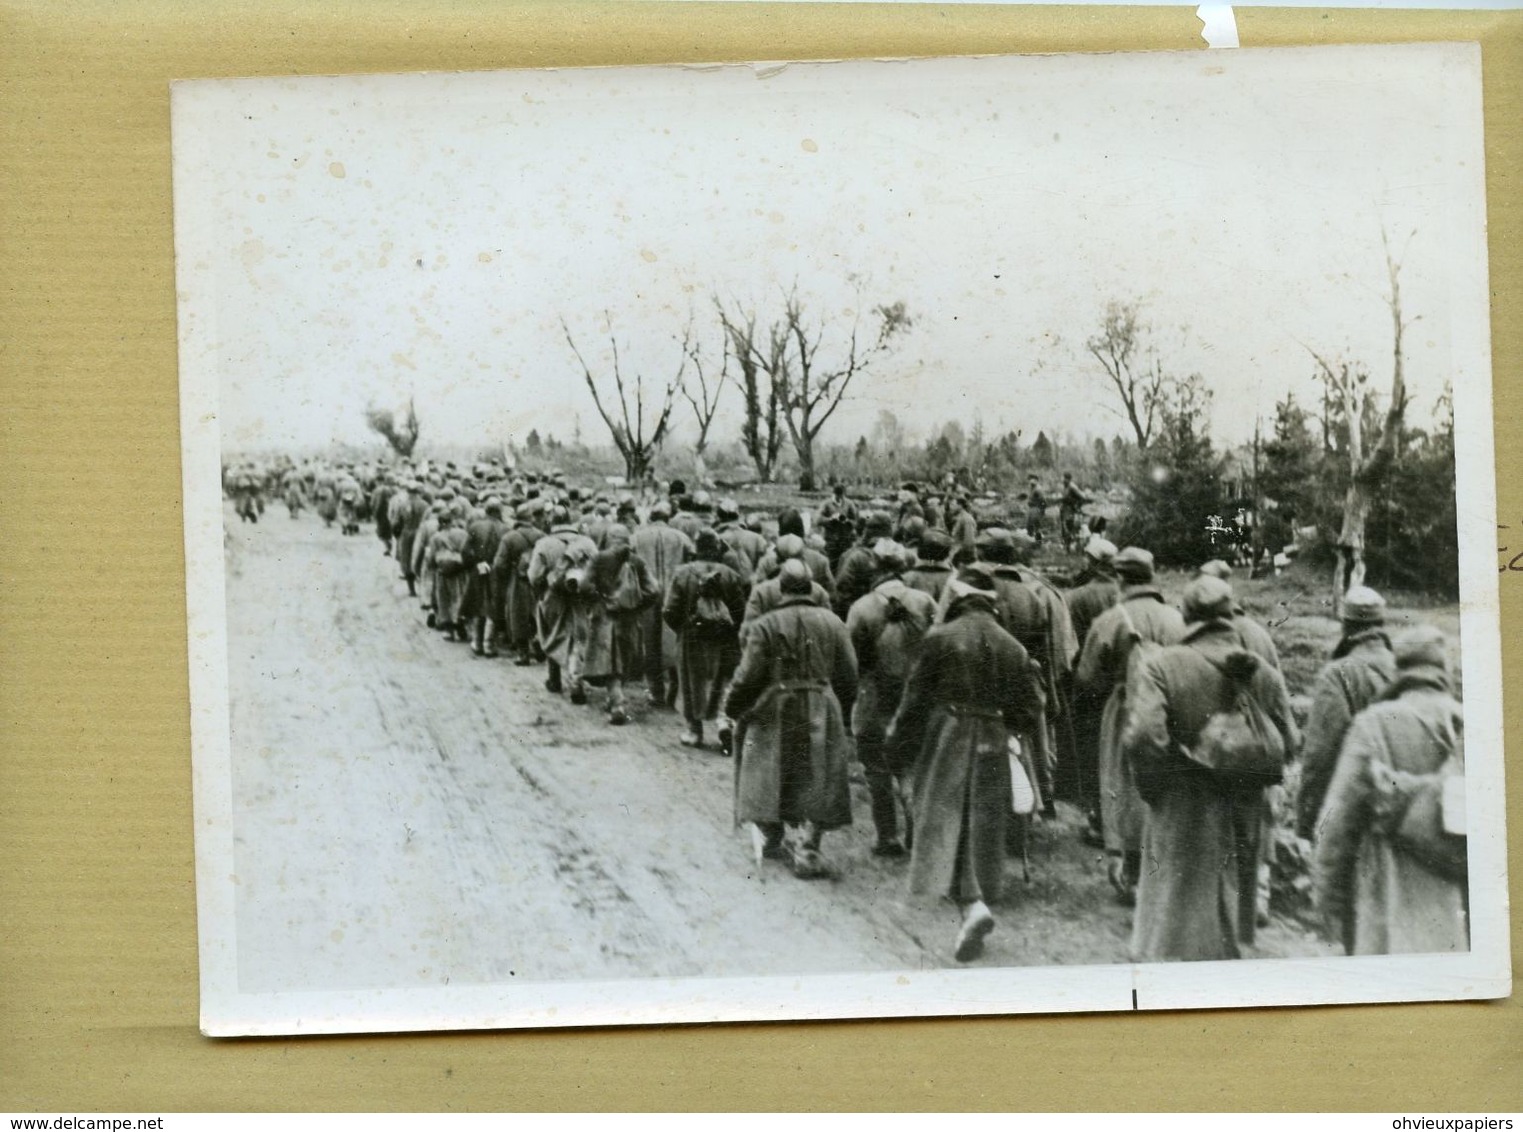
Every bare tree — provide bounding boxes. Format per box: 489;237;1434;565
560;314;682;484
1306;232;1413;616
715;300;786;483
1085;300;1168;450
679;335;728;458
365;396;421;458
722;287;911;491
779;291;911;491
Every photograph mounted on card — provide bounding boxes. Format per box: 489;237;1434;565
171;44;1508;1036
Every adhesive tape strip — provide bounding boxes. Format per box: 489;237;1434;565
1197;4;1241;48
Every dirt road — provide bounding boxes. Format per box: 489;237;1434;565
224;505;1333;994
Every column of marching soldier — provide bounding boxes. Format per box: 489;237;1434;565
240;458;1469;965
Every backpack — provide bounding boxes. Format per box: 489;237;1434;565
1182;652;1286;788
872;593;926;685
434;542;466;575
545;539;590;595
1369;709;1467;881
602;556;649;613
688;568;734;631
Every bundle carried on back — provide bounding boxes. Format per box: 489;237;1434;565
1368;707;1467;880
689;568;735;631
1184;650;1286;788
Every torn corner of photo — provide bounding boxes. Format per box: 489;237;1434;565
171;44;1508;1038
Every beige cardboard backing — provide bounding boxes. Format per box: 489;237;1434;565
2;1;1519;1111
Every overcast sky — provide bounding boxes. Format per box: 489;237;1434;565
172;45;1486;457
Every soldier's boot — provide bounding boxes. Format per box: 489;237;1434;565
866;772;905;858
606;680;628;725
756;822;788;860
471;619;486;656
544;661;563;695
481;619;499;658
954;901;996;963
789;824;829;880
406;576;417;597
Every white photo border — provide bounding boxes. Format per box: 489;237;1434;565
173;46;1510;1037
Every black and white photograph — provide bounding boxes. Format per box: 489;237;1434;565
172;44;1508;1035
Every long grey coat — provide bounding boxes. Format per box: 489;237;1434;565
1295;629;1397;840
1313;667;1467;956
1074;587;1187;856
663;560;749;725
527;527;597;668
887;602;1046;905
845;578;938;742
1122;619;1298;962
575;548;659;681
630;520;694;670
726;596;859;830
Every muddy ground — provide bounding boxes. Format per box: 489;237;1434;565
223;504;1335;995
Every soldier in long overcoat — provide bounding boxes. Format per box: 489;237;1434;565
370;475;395;555
663;529;749;749
846;542;937;857
313;475;339;528
726;561;859;878
390;483;427;595
526;508;596;695
1074;546;1186;903
886;575;1047;962
462;498;509;656
337;471;364;536
1066;537;1121;651
714;499;768;583
1197;560;1280;669
832;511;895;619
1295;586;1397;841
629;500;693;706
427;507;472;640
569;525;660;724
411;502;445;622
1313;626;1467;956
492;503;545;666
1009;530;1081;811
743;536;831;627
753;509;835;601
1063;536;1120;831
1197;557;1283;926
1121;577;1298;962
281;473;305;519
954;529;1059;811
